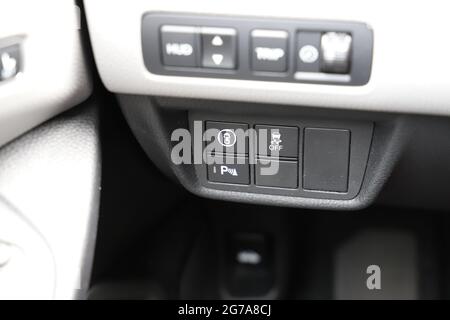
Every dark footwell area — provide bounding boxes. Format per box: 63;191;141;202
90;196;450;300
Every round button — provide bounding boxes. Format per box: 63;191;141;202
299;45;319;64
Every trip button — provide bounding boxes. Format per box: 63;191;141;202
256;125;298;158
251;29;288;72
201;27;237;69
160;25;198;67
207;156;250;185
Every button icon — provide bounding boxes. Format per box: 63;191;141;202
212;54;224;65
165;43;193;56
212;35;224;46
269;131;283;152
213;165;239;176
255;47;285;62
218;129;237;147
299;45;319;64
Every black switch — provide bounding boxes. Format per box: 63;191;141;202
207;156;250;185
255;159;298;189
303;128;350;192
256;125;298;158
160;25;199;67
251;29;288;72
296;32;322;73
0;45;20;81
201;27;237;69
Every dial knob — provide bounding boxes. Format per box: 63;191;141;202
321;32;352;74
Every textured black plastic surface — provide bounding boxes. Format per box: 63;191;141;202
117;95;412;210
190;112;372;200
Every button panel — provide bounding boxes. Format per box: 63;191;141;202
192;113;373;200
143;14;373;86
205;122;301;189
201;120;358;193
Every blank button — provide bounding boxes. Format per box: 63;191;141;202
303;128;350;192
255;159;298;189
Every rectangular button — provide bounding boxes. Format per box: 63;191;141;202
303;128;350;192
296;32;321;73
256;125;298;158
205;121;249;155
160;25;198;67
255;159;298;189
207;156;250;185
251;30;288;72
201;27;237;69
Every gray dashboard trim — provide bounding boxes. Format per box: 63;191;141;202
0;100;101;299
85;0;450;116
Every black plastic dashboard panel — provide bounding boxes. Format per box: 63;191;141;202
142;13;373;86
116;95;410;210
189;112;373;200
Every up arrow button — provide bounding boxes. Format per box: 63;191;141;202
212;36;224;46
201;27;237;69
